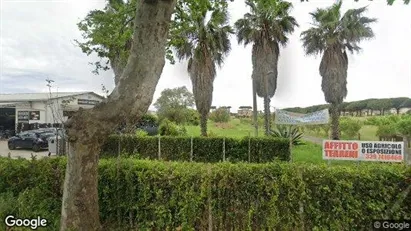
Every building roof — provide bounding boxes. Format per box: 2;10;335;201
0;92;104;103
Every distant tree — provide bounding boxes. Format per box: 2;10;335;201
301;2;376;140
379;99;393;115
154;87;195;124
301;0;410;5
391;97;408;114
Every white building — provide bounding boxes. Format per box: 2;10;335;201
0;92;104;131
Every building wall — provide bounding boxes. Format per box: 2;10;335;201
14;93;104;130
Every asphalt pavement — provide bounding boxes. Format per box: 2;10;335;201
0;141;50;159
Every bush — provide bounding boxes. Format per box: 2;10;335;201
101;135;291;162
1;158;410;230
339;117;362;137
210;108;230;123
135;129;149;137
159;119;187;136
396;117;411;137
185;108;200;126
270;125;303;145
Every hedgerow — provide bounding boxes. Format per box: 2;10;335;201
100;135;291;162
0;157;410;230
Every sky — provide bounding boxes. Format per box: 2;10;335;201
0;0;410;111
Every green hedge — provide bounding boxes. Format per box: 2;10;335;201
100;135;291;162
0;157;410;230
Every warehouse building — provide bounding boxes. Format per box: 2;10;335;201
0;92;104;132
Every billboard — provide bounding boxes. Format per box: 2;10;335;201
275;109;329;125
323;140;404;162
17;111;29;122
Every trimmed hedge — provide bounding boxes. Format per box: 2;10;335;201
0;157;410;230
100;135;291;162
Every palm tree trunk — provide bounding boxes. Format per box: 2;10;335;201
329;103;341;140
200;113;208;136
252;79;258;136
264;97;271;135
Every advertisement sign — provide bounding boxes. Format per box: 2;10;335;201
29;111;40;121
275;109;329;125
17;111;29;122
323;140;404;162
78;99;99;105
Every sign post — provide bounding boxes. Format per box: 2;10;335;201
322;140;405;163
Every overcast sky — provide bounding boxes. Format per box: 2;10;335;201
0;0;410;111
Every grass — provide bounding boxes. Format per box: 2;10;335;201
304;125;379;141
183;117;390;165
186;118;266;138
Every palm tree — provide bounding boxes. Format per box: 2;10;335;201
235;0;298;135
301;1;376;140
172;3;233;136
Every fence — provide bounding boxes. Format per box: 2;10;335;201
101;135;291;163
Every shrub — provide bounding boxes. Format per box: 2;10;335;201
396;117;411;137
159;119;187;136
210;108;230;123
101;135;290;162
1;158;410;230
185;108;200;126
135;129;149;137
270;125;303;145
339;117;362;137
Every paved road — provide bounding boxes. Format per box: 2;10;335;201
0;141;50;159
302;135;323;145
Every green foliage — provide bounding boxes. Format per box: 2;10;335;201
154;87;195;125
396;117;411;137
209;108;230;123
1;158;411;230
137;114;158;127
159;119;187;136
135;129;148;137
339;117;363;137
185;108;200;126
285;97;411;116
270;125;303;146
101;135;291;162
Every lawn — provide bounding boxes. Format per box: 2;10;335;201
186;118;266;138
184;117;389;165
304;125;379;141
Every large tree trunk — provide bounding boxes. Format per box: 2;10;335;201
200;112;208;136
252;79;258;136
60;1;177;230
329;103;341;140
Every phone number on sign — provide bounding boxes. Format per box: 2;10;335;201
365;153;402;161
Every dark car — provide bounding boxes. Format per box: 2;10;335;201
8;131;54;152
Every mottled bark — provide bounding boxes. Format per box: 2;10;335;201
60;1;176;230
111;56;125;86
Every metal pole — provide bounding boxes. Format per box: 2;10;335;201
223;138;226;162
190;136;193;162
252;79;258;137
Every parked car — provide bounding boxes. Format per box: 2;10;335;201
8;131;55;152
0;130;15;140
